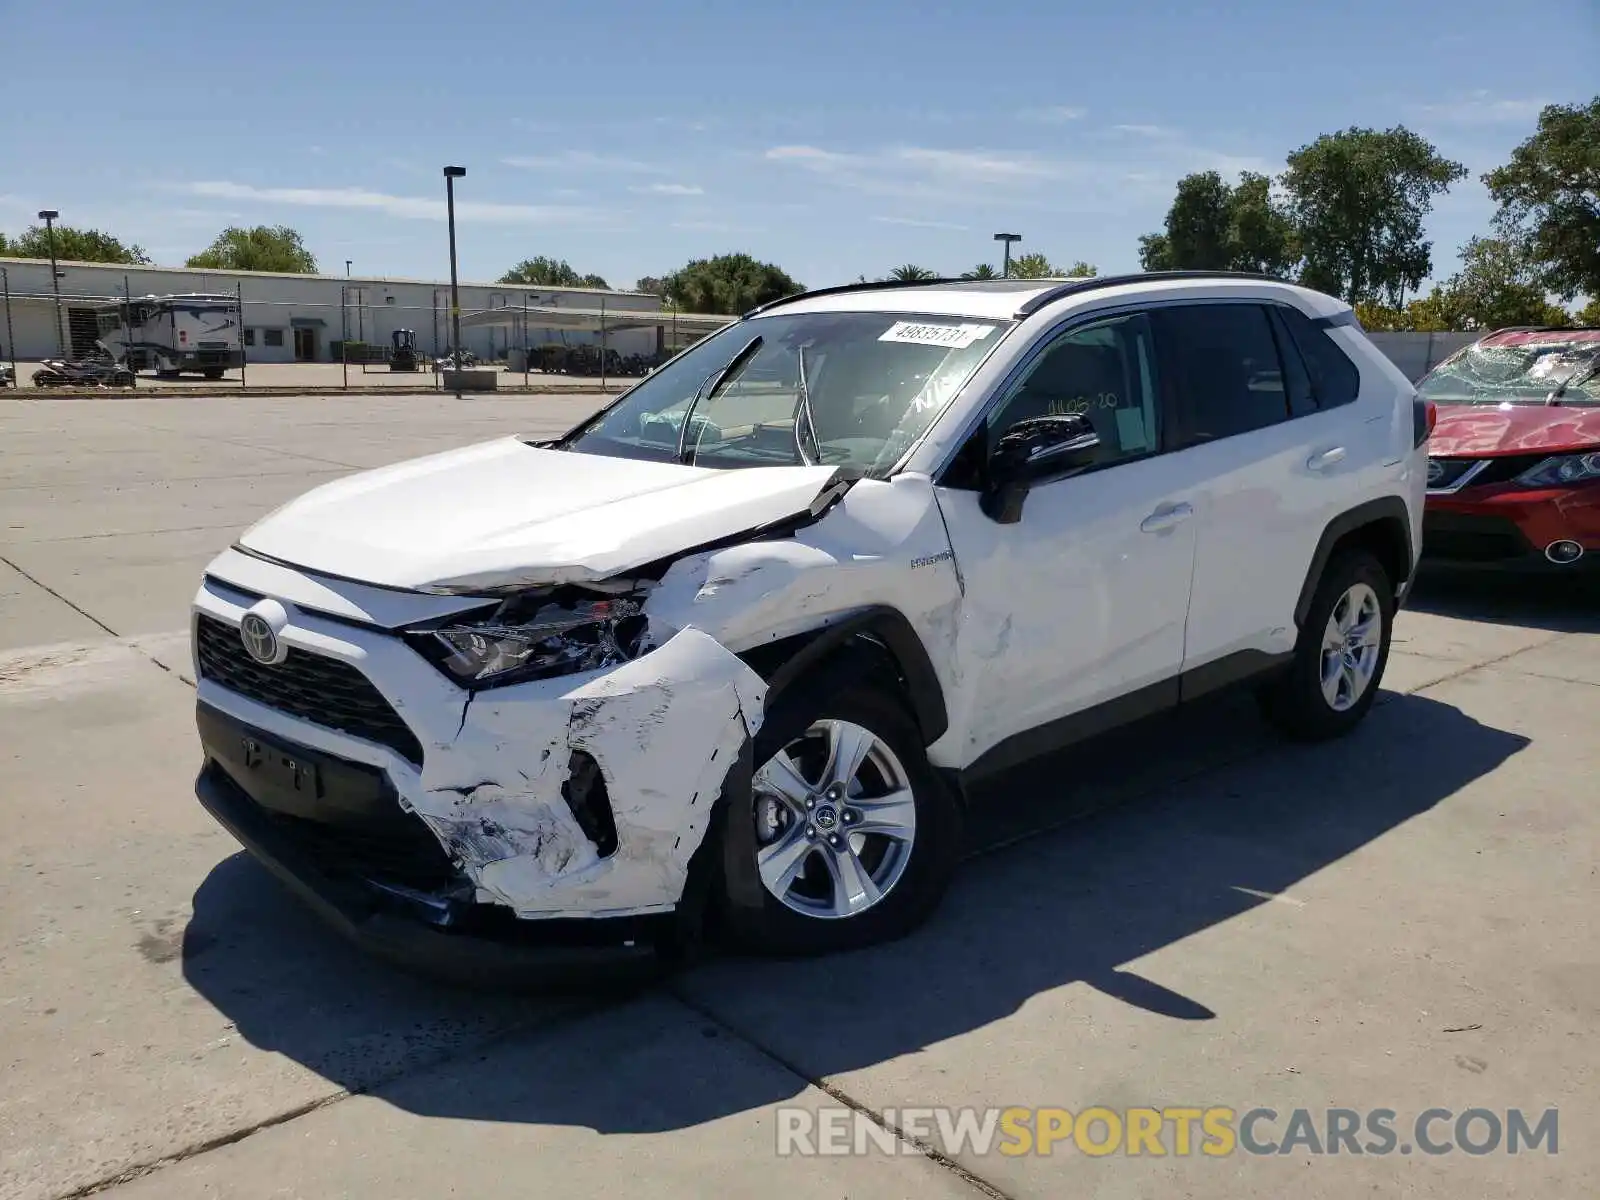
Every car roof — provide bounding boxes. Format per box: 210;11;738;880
755;272;1350;322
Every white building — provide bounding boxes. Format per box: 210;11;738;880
0;257;667;364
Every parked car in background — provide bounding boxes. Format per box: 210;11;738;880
188;272;1425;981
1420;327;1600;571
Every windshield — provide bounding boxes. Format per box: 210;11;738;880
559;310;1013;476
1417;335;1600;407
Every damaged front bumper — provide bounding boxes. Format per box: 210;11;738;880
191;568;767;978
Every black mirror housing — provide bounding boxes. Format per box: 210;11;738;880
979;413;1101;523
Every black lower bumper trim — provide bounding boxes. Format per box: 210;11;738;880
196;761;665;992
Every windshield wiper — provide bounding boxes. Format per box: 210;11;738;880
793;344;822;466
676;335;763;464
1544;353;1600;406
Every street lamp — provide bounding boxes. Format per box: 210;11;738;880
443;166;466;397
38;209;64;357
993;232;1021;279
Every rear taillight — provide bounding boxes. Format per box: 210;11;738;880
1412;396;1436;447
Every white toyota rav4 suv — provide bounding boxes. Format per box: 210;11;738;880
191;272;1430;981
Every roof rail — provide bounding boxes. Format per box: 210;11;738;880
744;276;966;317
1014;270;1294;317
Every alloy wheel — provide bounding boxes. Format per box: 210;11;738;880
751;718;918;920
1319;582;1383;712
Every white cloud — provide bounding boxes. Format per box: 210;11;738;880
765;145;856;170
765;143;1070;186
501;150;662;173
1111;124;1169;138
1018;105;1088;123
630;182;704;196
172;181;601;224
871;215;971;231
1411;92;1548;126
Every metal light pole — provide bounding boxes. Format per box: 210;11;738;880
38;210;65;357
993;232;1021;279
443;166;466;398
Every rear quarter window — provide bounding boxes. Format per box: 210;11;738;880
1278;306;1360;409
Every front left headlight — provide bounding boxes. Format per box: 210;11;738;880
418;595;648;689
1516;451;1600;488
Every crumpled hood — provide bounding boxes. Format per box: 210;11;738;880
1430;403;1600;457
238;436;845;593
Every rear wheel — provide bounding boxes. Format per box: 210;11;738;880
1259;549;1393;740
723;684;961;956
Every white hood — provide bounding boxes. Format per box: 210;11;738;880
237;437;845;593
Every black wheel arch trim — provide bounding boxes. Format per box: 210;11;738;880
741;605;950;755
1293;497;1415;629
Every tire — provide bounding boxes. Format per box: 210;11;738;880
203;368;224;380
1259;548;1394;741
722;683;962;956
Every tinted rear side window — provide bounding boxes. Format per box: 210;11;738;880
1279;306;1361;409
1154;304;1290;444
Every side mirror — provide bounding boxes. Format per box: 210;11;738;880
979;413;1101;523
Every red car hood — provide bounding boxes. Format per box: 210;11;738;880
1430;404;1600;457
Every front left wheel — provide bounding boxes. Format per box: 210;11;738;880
722;684;962;956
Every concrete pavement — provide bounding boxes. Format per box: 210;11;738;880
1;392;1594;1199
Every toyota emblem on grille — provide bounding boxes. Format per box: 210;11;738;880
1426;459;1445;485
237;599;290;665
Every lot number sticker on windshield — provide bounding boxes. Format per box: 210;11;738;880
879;321;994;350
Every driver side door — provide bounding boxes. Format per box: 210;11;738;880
933;311;1200;773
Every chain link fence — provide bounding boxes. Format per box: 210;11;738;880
0;266;692;393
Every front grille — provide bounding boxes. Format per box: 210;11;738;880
1427;457;1480;489
263;807;457;891
195;613;426;765
1428;454;1547;490
1422;512;1533;562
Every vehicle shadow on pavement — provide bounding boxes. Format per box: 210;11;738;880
182;688;1527;1134
1407;566;1600;634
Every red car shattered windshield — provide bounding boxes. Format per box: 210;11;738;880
1418;331;1600;407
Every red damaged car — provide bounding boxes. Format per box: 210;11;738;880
1419;327;1600;571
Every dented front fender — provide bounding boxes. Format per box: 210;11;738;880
413;628;767;919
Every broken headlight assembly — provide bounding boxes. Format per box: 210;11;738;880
411;592;650;689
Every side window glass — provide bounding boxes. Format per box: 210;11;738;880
987;313;1161;469
1267;306;1317;418
1154;304;1290;444
1279;305;1361;409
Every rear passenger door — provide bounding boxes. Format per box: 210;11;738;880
1152;302;1365;684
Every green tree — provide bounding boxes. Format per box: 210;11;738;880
498;256;608;288
1281;126;1466;306
661;253;803;314
960;263;999;280
1574;295;1600;327
187;226;317;273
1005;253;1096;279
888;264;939;281
1139;171;1296;275
1483;98;1600;301
634;275;666;297
1432;236;1569;330
1006;252;1056;279
5;224;150;264
1228;172;1299;275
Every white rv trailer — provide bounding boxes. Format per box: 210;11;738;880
94;293;243;377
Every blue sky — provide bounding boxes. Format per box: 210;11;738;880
1;0;1594;291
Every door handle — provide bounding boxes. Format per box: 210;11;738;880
1307;446;1347;471
1140;502;1194;533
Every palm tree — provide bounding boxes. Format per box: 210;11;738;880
960;263;999;280
888;264;939;281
